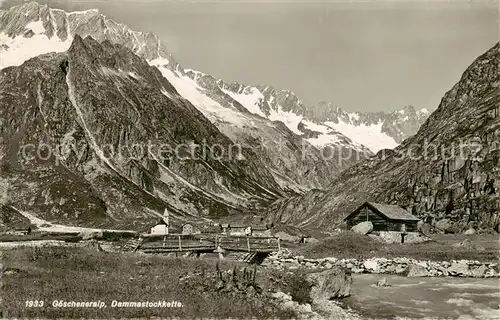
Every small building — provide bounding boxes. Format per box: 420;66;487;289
345;202;419;234
181;223;200;235
150;219;168;235
249;225;271;237
228;223;247;236
6;225;32;236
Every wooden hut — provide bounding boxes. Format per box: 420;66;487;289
344;202;419;232
6;223;32;236
181;223;200;235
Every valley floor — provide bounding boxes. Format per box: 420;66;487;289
0;247;295;319
293;231;500;262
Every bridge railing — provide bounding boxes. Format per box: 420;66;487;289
216;236;280;252
139;234;280;253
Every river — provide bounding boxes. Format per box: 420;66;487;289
342;274;500;319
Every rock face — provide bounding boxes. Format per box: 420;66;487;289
0;35;296;229
267;43;500;233
351;221;373;235
306;267;352;300
0;1;372;198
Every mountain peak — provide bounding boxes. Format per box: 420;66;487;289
1;1;429;155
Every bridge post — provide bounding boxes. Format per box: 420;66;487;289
246;237;250;252
178;235;182;251
277;238;281;252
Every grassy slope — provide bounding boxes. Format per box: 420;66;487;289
295;231;499;262
1;247;294;319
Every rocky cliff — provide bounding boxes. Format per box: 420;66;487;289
0;1;369;193
267;43;500;233
0;36;294;229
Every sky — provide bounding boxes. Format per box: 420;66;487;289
1;0;499;112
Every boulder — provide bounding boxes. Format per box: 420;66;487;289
385;264;396;274
351;221;373;235
448;262;470;277
472;265;487;278
435;219;453;233
395;265;408;275
464;228;476;235
417;220;424;230
306;266;352;301
419;222;432;235
363;259;379;273
404;264;429;277
375;277;391;287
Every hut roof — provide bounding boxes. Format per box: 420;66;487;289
153;219;168;226
345;202;419;222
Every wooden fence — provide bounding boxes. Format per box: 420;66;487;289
139;234;280;253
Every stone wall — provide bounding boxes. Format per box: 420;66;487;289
262;250;499;278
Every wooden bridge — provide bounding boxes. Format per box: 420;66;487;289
135;234;280;262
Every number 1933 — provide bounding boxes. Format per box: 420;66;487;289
25;300;44;308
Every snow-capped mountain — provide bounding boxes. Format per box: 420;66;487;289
0;2;427;156
0;2;435;229
0;2;371;186
0;2;375;229
210;80;431;153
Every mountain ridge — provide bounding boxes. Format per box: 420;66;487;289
0;34;293;230
0;1;429;154
266;42;500;233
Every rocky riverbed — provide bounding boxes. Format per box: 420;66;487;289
262;250;499;278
